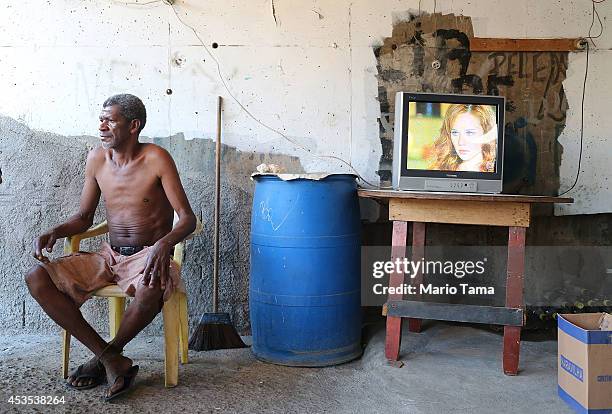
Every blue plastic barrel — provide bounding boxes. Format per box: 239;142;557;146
249;174;362;366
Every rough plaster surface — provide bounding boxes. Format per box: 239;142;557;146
0;322;570;413
0;115;303;335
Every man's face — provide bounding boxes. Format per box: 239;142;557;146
98;105;136;150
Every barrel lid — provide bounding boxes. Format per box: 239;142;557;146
251;172;357;181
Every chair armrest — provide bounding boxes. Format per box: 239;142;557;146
64;221;109;254
173;217;203;266
184;217;203;241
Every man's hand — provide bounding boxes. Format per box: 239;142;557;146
32;231;58;263
140;240;173;290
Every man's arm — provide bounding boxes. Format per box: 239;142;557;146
32;149;102;262
155;147;197;246
141;146;196;289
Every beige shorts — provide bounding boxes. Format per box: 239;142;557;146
41;242;185;307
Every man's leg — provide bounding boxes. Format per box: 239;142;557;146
26;265;134;389
103;281;164;395
111;281;164;349
25;265;109;356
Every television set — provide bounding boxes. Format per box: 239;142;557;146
392;92;505;193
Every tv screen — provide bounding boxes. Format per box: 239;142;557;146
406;102;499;173
392;92;505;193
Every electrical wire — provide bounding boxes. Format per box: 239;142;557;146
167;4;380;188
586;0;605;46
111;0;162;6
558;42;589;197
559;0;605;196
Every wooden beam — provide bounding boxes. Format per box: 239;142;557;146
503;226;527;375
357;189;573;205
389;198;530;227
385;221;408;361
408;222;426;333
470;38;585;52
386;300;525;327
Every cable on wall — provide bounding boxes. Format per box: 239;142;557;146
166;4;379;188
558;41;589;197
112;0;379;187
558;0;605;196
111;0;163;6
586;0;605;46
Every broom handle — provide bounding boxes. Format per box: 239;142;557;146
213;96;222;313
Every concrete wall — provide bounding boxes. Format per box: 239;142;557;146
0;115;302;334
0;0;610;334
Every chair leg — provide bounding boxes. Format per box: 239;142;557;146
108;297;125;340
62;330;71;379
162;293;180;388
179;293;189;365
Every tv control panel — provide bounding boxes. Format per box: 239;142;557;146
424;180;478;192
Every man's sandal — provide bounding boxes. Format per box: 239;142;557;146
104;365;140;402
65;361;106;390
65;341;120;391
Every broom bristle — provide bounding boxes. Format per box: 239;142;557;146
188;313;248;351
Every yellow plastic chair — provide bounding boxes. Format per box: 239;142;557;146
60;216;202;388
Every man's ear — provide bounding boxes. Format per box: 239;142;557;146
130;119;142;134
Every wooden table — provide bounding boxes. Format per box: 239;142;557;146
358;189;573;375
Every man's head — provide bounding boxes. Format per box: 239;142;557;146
99;94;146;150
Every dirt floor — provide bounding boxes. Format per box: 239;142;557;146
0;321;571;413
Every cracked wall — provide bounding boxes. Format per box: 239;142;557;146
0;1;611;334
1;1;610;213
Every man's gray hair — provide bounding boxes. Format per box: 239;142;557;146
103;94;147;132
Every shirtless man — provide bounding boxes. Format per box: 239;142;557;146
25;94;197;400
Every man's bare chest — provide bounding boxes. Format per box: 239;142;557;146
96;166;162;200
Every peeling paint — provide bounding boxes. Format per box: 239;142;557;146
374;13;569;196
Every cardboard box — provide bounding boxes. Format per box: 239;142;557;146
557;313;612;414
601;314;612;331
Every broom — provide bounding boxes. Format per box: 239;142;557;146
188;96;247;351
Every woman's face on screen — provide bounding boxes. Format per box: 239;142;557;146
449;112;484;161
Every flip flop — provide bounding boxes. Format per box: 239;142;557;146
104;365;140;402
66;362;106;391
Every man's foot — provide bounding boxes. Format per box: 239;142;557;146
100;350;139;401
66;356;106;390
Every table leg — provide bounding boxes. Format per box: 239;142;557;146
503;226;526;375
385;221;408;361
408;222;426;333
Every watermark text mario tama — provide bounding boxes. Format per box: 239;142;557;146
371;257;495;296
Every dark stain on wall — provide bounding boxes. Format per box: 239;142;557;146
374;13;569;197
